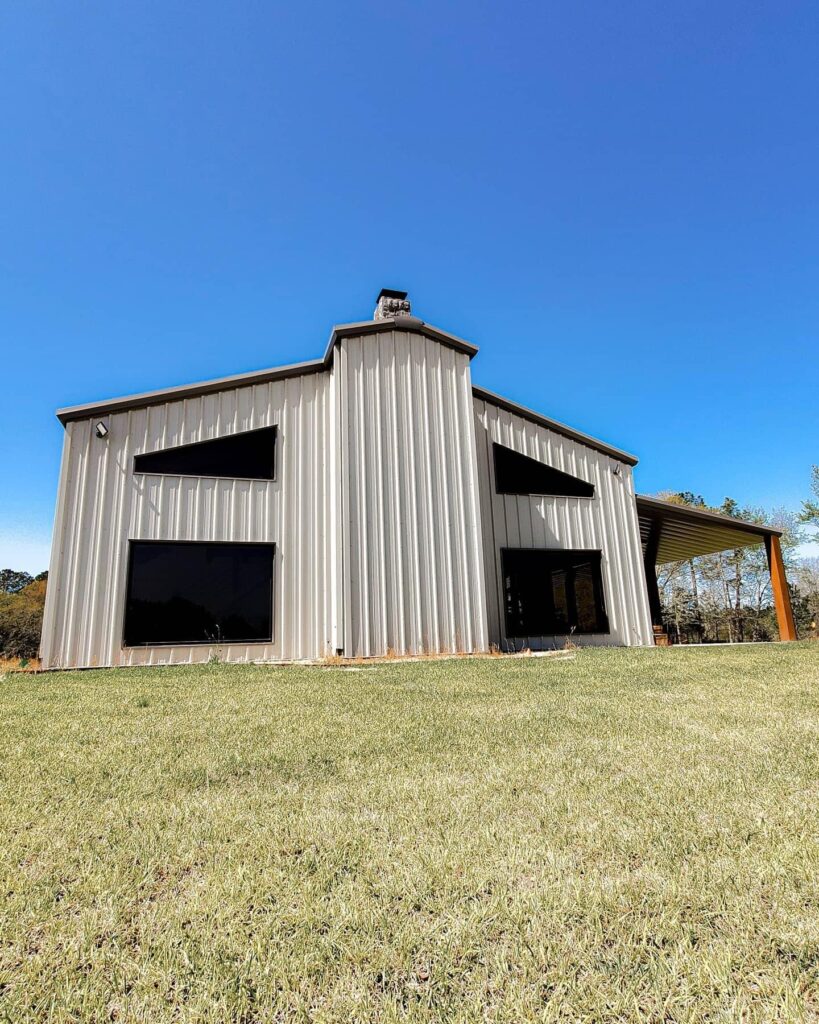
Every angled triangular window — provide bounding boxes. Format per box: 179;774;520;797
493;442;594;497
134;425;276;480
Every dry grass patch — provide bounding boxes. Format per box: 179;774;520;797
1;644;818;1022
0;656;40;675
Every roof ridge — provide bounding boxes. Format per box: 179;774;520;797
56;317;478;424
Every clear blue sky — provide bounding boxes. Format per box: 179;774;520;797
2;1;818;573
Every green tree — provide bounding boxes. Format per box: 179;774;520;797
0;578;47;659
0;569;34;594
799;466;819;529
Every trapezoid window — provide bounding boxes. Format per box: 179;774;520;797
134;425;277;480
124;541;275;646
493;442;594;497
502;548;608;637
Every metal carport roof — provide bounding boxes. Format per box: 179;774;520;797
636;494;781;565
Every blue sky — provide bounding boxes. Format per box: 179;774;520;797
1;1;817;573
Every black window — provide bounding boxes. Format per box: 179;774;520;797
493;442;594;497
134;426;276;480
124;541;275;646
502;548;609;637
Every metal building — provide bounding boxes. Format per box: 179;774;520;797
40;290;796;669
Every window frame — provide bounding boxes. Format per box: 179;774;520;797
133;425;278;482
500;547;610;638
492;442;595;499
122;539;276;649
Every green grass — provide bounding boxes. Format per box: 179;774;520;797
1;645;818;1023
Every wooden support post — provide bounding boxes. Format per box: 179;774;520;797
765;534;797;642
644;519;664;630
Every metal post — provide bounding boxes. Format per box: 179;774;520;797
765;534;797;641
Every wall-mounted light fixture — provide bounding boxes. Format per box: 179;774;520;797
94;421;109;439
611;463;621;476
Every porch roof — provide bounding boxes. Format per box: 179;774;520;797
635;495;781;565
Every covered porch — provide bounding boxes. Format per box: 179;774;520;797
635;495;797;644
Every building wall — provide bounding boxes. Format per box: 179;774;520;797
336;330;488;658
41;323;652;669
473;395;653;649
40;371;338;668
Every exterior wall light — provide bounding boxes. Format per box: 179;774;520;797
95;421;109;439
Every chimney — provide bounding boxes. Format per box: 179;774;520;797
373;288;411;321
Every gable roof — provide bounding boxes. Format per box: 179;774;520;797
55;316;477;425
54;316;636;465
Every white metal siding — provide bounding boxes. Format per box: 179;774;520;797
337;331;488;658
40;373;337;668
473;396;653;649
41;324;653;670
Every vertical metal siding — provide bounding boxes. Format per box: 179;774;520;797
338;330;488;658
43;329;651;668
40;373;336;668
473;396;653;649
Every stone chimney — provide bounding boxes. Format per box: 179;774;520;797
373;288;411;321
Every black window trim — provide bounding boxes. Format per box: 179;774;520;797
132;424;278;483
500;546;610;638
121;538;276;649
492;441;595;499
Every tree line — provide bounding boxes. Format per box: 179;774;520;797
655;494;817;643
0;569;48;663
656;466;818;642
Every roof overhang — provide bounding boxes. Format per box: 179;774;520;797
56;316;478;425
323;316;478;362
636;494;781;564
55;358;327;425
473;385;639;466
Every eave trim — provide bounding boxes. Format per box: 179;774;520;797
636;494;782;538
323;317;478;362
56;358;327;425
56;317;478;425
472;385;639;466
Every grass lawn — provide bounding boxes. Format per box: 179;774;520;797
1;645;818;1023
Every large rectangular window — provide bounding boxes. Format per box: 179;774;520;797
124;541;275;647
502;548;609;637
134;426;276;480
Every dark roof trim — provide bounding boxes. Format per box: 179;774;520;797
473;385;639;466
635;494;782;537
56;358;327;425
56;317;478;425
323;317;478;361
